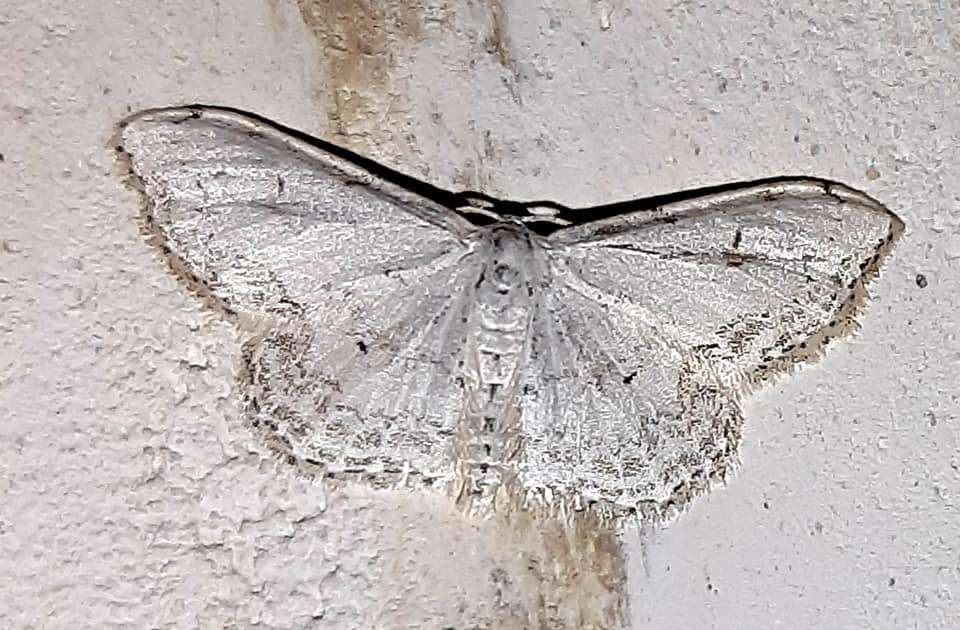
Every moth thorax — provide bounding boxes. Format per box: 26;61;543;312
475;226;535;324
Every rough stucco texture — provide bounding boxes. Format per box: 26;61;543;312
2;1;959;629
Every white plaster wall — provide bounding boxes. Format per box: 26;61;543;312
2;1;957;628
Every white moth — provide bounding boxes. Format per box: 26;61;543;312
116;106;903;520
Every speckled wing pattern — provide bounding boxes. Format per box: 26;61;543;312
117;106;903;520
522;183;902;516
117;107;479;484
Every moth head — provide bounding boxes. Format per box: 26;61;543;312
517;205;572;226
454;192;571;230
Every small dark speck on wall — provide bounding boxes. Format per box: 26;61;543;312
0;153;5;162
915;273;928;288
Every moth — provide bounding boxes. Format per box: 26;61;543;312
116;106;903;520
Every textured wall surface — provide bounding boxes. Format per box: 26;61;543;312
2;1;957;628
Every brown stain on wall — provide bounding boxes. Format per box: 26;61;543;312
485;0;512;71
285;0;523;145
292;0;423;144
489;507;628;629
481;0;522;104
264;0;287;31
485;0;521;93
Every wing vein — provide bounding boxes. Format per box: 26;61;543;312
591;243;845;321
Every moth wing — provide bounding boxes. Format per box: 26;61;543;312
522;180;902;516
118;106;480;482
245;250;480;483
522;279;743;517
117;106;472;320
549;179;903;386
